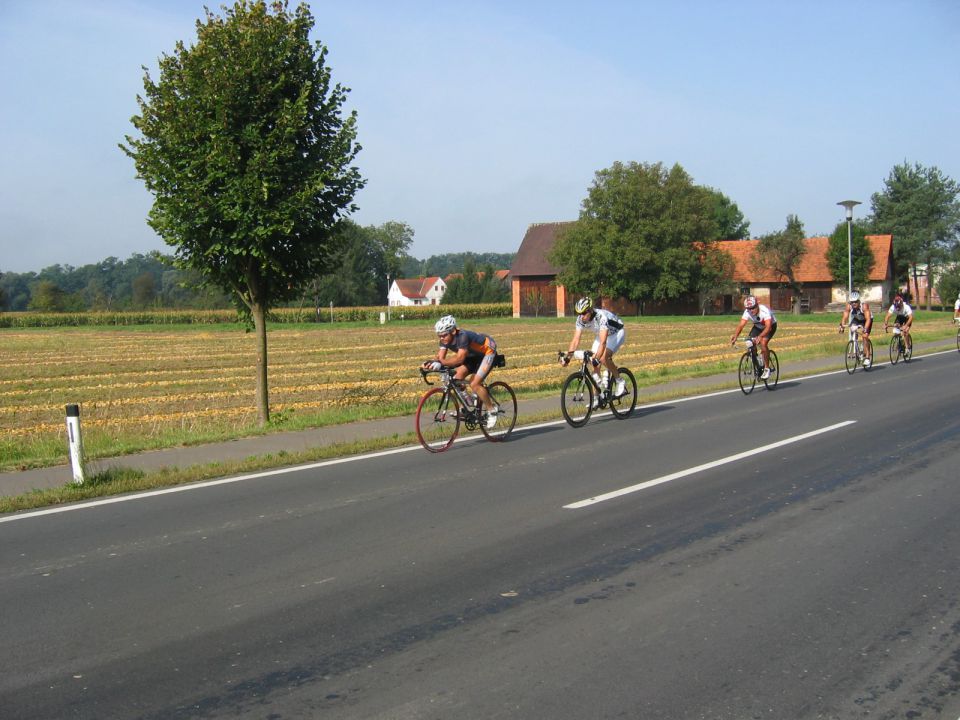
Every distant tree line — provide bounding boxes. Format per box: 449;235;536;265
401;252;515;279
0;227;516;313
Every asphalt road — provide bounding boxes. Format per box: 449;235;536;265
2;351;959;719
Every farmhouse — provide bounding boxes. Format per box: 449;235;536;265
509;222;895;316
388;276;446;307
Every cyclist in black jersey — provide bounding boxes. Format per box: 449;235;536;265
422;315;500;428
839;290;873;367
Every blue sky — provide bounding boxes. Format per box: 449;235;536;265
1;0;958;274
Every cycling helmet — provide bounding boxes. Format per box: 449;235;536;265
848;290;860;303
893;294;903;305
743;295;757;310
574;297;593;314
434;315;457;335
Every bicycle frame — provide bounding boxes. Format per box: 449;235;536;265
886;325;912;364
558;350;608;404
419;368;483;426
737;339;779;394
557;349;637;427
415;367;518;452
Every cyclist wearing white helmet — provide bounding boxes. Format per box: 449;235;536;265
561;297;628;399
730;295;778;379
839;290;873;367
422;315;501;428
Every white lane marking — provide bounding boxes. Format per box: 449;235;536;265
563;420;857;509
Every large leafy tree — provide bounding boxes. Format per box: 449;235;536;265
826;219;875;293
752;214;807;315
121;0;364;424
550;161;718;312
871;161;960;309
706;188;751;240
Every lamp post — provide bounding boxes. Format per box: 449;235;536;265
837;200;861;298
386;273;391;321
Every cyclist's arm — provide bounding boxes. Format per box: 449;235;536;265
566;326;583;355
730;318;748;344
436;346;466;368
883;311;892;327
594;327;610;362
839;308;849;331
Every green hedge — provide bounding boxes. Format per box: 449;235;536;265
0;303;513;328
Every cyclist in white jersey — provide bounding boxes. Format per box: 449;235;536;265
882;294;914;339
561;297;627;398
730;295;777;379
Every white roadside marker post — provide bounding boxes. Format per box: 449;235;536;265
66;404;86;485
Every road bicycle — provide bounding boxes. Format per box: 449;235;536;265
415;359;517;452
840;324;873;374
885;325;912;364
737;338;779;395
557;350;637;428
955;318;959;353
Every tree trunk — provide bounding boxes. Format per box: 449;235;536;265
252;302;270;426
925;256;933;311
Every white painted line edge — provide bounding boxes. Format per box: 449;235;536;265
563;420;857;509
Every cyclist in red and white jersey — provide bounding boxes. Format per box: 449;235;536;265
560;297;627;398
882;294;914;344
730;295;777;379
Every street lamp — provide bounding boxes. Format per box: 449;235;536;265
386;273;391;321
837;200;861;298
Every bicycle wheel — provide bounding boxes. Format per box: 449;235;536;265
561;371;593;427
844;340;858;374
480;381;517;442
862;337;873;370
415;387;460;453
610;367;637;419
763;350;779;389
738;352;757;395
889;335;901;365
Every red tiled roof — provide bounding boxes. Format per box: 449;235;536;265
510;222;575;275
724;234;893;283
394;276;443;299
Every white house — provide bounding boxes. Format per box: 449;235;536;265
388;276;446;306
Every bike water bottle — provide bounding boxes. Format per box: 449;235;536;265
601;369;609;388
592;371;602;387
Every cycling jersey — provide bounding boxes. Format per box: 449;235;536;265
888;302;913;324
576;308;624;335
741;304;777;329
439;329;496;358
847;304;866;326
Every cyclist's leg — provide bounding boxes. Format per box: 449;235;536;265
600;328;626;380
589;338;612;387
471;353;496;411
